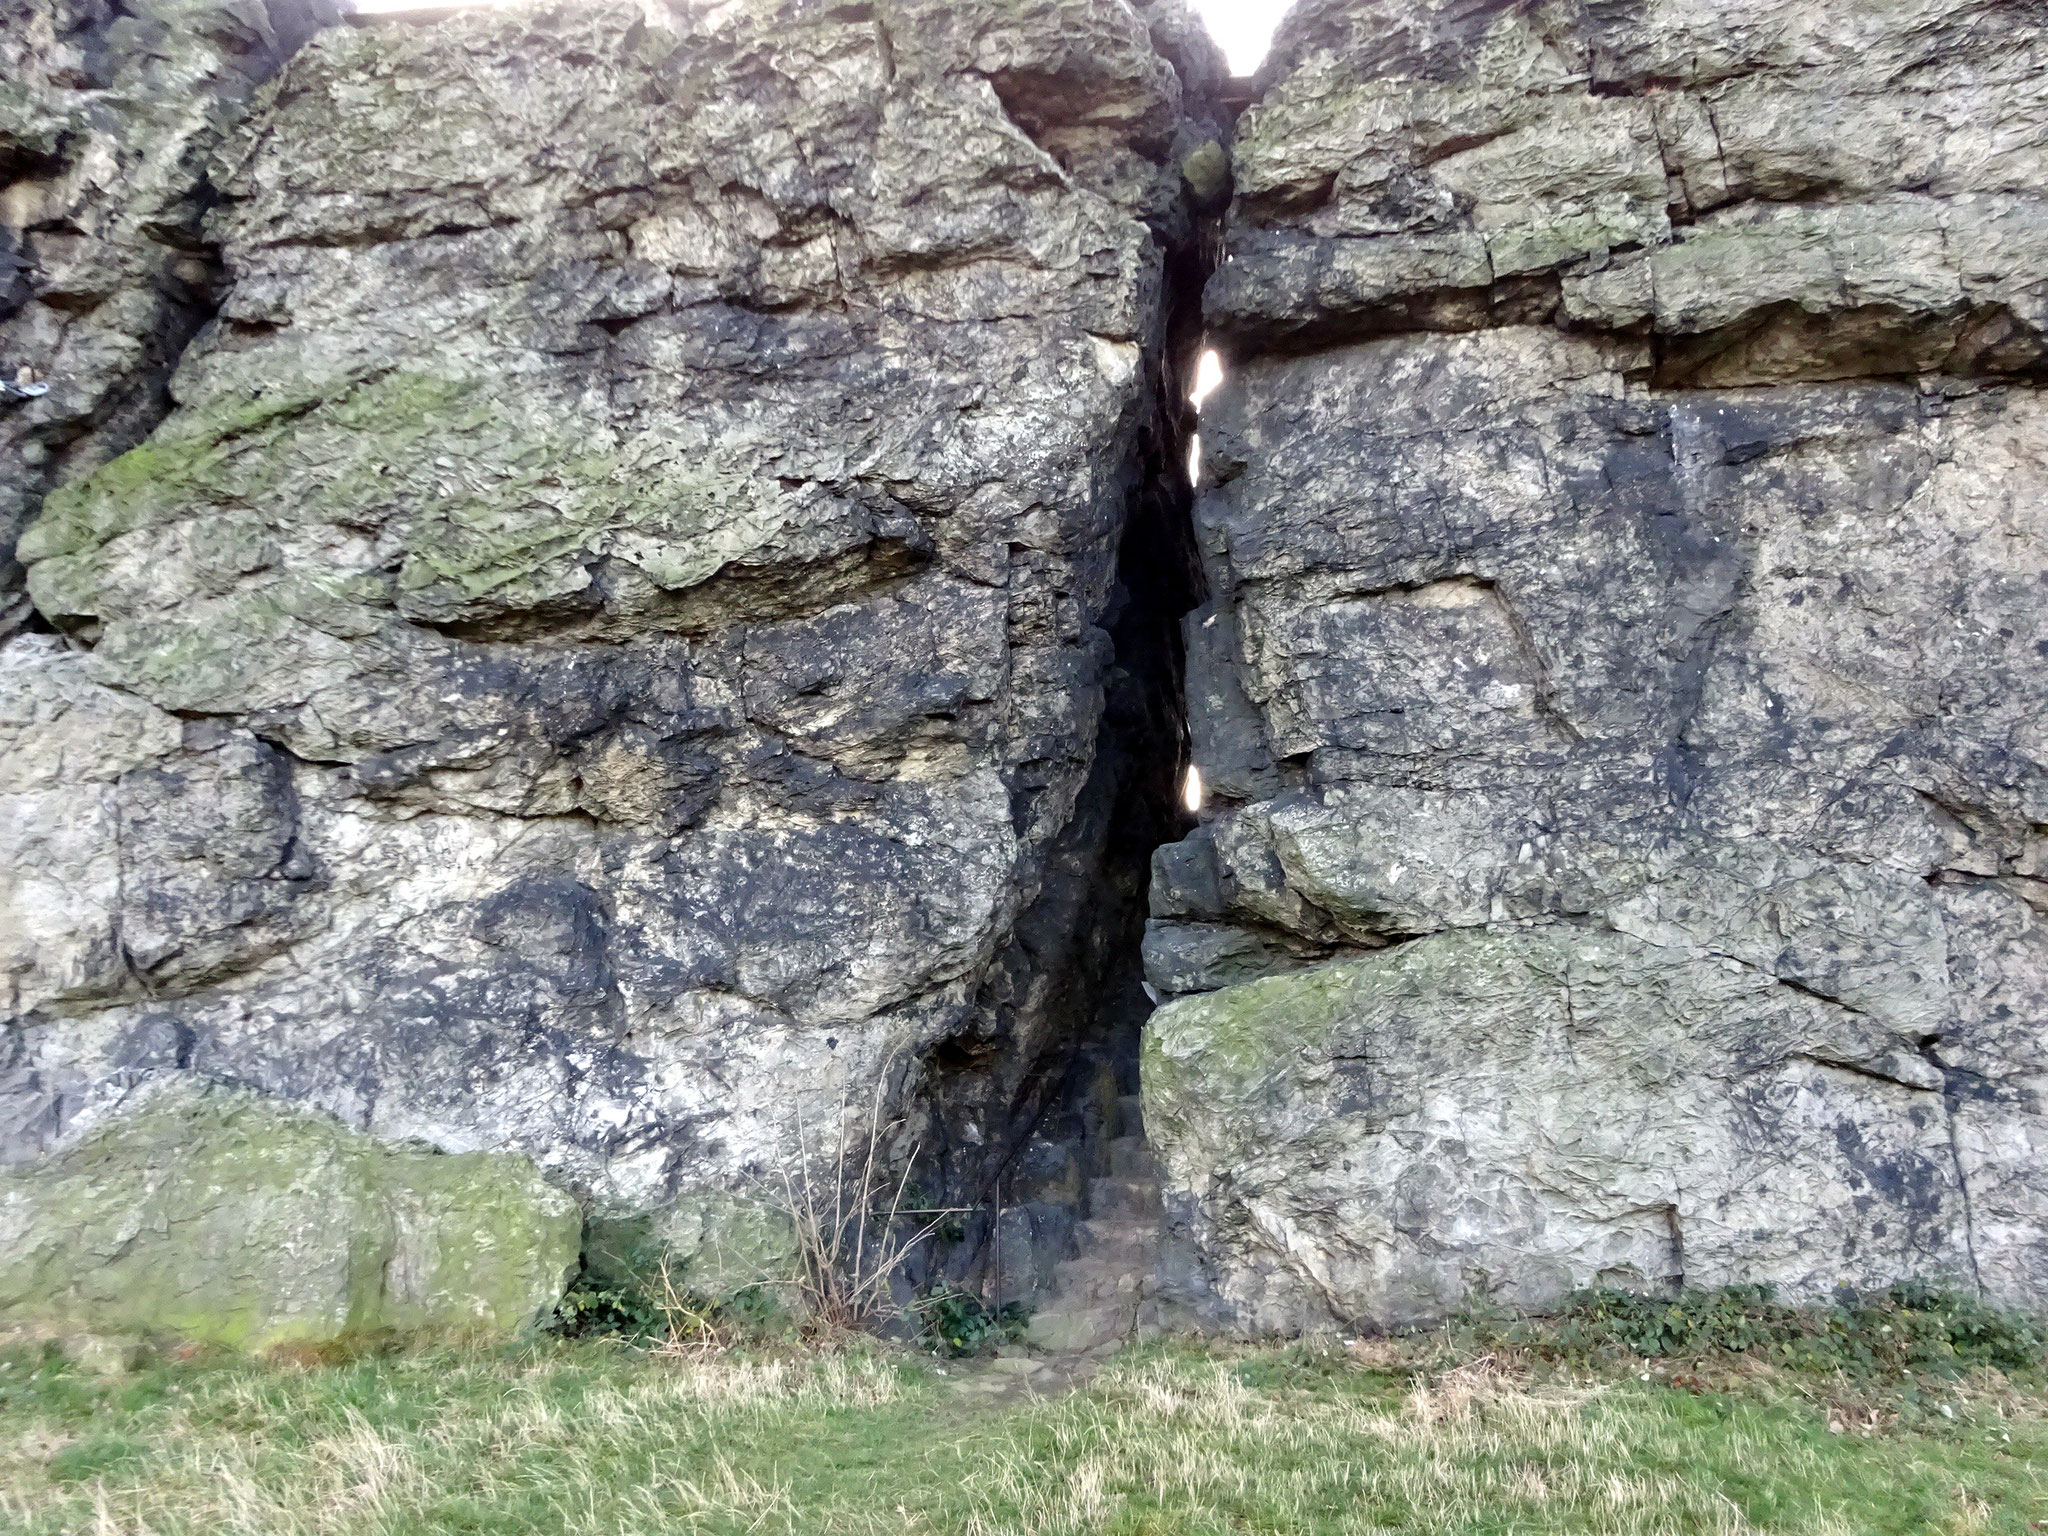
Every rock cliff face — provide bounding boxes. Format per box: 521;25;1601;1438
4;0;2045;1347
3;0;1221;1325
2;0;343;638
1145;0;2048;1330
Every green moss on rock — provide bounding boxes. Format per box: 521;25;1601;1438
1142;957;1361;1119
0;1082;580;1351
22;364;794;664
1140;930;1542;1161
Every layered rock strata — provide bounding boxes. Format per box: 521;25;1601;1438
1145;0;2048;1331
2;0;1220;1325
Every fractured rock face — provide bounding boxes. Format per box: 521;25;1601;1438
1148;929;1970;1332
0;0;344;638
16;0;2036;1345
4;0;1219;1280
1212;0;2048;381
1145;0;2048;1331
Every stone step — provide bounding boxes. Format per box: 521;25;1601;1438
1025;1302;1131;1354
1108;1135;1157;1180
1051;1257;1149;1304
1117;1093;1145;1140
1091;1175;1161;1218
1020;1114;1160;1356
1075;1217;1154;1261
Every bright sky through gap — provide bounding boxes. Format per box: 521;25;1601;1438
346;0;1287;74
1189;0;1285;76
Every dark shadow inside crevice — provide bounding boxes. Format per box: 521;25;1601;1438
905;231;1213;1312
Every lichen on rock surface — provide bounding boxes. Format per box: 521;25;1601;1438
1145;0;2048;1333
0;1077;579;1348
1147;928;1972;1331
3;0;1220;1330
1210;0;2048;379
1;0;345;639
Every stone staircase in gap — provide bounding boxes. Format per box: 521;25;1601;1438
1024;1093;1160;1355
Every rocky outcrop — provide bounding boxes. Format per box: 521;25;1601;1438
1;0;343;638
9;0;2044;1347
1206;0;2047;378
0;1076;578;1348
1145;0;2048;1331
3;0;1220;1316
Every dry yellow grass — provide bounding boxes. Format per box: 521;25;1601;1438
3;1338;2044;1534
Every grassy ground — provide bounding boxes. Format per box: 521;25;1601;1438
4;1327;2047;1536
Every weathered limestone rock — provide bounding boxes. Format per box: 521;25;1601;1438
0;1077;579;1347
4;0;1218;1314
21;0;2034;1346
1211;0;2048;381
1149;930;1971;1331
583;1186;802;1309
1146;0;2048;1332
1;0;342;637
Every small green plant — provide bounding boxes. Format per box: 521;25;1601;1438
552;1254;792;1347
1549;1283;1792;1359
915;1287;1029;1357
1491;1282;2047;1376
1879;1278;2048;1369
551;1277;668;1342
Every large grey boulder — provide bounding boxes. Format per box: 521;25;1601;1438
1145;0;2048;1331
1149;928;1975;1332
0;1076;579;1348
4;0;1219;1300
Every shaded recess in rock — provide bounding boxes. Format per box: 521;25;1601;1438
912;248;1212;1299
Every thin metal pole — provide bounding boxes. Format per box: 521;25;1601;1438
991;1174;1004;1312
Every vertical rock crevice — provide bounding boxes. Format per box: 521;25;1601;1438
907;54;1224;1308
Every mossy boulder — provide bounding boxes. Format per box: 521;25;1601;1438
0;1081;580;1350
1142;928;1978;1333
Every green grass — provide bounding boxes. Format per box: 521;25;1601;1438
3;1334;2045;1534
